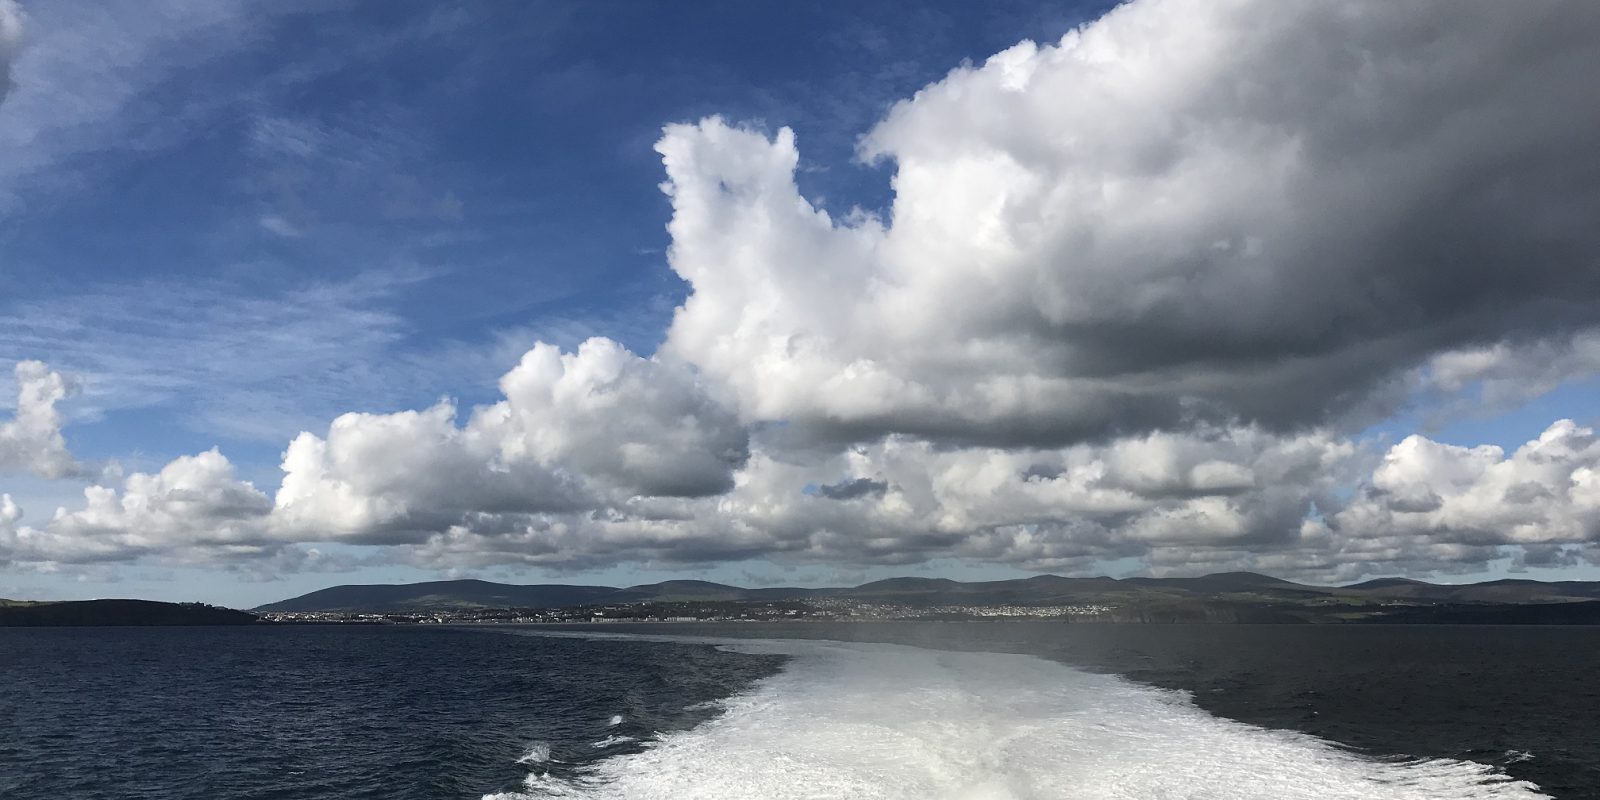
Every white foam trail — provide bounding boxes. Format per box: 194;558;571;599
592;735;637;749
489;636;1547;800
489;772;572;799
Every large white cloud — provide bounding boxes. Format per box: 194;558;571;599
0;448;271;565
658;1;1600;445
3;337;747;562
480;338;749;498
1129;420;1600;582
0;361;79;480
269;401;583;544
268;337;747;543
1330;419;1600;551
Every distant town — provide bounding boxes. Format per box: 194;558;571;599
259;598;1120;625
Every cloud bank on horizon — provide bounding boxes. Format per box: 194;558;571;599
4;0;1600;583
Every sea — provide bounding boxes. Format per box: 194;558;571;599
2;622;1596;799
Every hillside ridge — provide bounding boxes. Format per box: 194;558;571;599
255;572;1600;614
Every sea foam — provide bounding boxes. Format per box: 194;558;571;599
515;741;553;765
487;635;1547;800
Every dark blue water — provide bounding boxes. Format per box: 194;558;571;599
4;623;1597;799
0;625;781;799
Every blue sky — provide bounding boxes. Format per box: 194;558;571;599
3;0;1600;606
7;0;1117;461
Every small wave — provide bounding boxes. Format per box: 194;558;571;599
1505;750;1536;764
485;771;586;799
514;741;552;765
592;735;638;749
608;714;624;727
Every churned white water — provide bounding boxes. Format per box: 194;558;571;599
515;741;553;765
488;635;1547;800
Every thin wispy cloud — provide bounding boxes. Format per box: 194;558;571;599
0;271;417;437
0;0;260;210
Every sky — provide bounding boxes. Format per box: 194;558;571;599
2;0;1599;608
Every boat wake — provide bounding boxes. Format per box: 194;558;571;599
486;635;1547;799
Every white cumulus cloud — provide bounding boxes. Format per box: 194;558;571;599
658;1;1600;445
0;361;79;480
392;425;1360;574
1;448;270;565
1332;420;1600;550
269;337;746;544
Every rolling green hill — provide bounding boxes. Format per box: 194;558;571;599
253;579;617;613
255;572;1600;616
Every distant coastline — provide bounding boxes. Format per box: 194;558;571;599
0;599;258;627
254;572;1600;626
11;571;1600;627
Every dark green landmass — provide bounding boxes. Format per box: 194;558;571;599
255;571;1600;623
254;579;617;613
0;599;258;627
